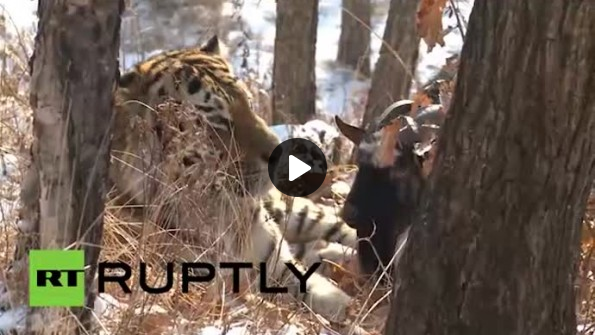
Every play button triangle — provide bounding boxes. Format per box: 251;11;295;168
288;155;311;181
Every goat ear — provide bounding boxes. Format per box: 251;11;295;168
335;116;365;145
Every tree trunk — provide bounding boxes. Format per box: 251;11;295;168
337;0;371;77
17;0;123;333
361;0;419;128
272;0;318;125
385;1;595;335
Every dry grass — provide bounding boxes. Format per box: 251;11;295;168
0;9;35;332
578;194;595;334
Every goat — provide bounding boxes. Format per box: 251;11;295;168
334;99;445;283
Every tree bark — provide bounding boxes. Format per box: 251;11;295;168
385;1;595;335
272;0;319;124
18;0;123;333
361;0;419;128
337;0;371;77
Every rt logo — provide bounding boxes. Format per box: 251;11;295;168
29;250;85;307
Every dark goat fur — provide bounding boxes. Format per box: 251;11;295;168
336;99;444;282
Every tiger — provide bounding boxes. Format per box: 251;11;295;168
107;35;356;322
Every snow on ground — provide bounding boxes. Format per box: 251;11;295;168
0;153;19;221
0;306;26;332
0;154;17;184
0;0;474;333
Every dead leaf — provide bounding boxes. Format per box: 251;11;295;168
328;257;361;298
411;91;433;117
416;0;447;52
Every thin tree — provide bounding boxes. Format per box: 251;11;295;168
272;0;319;124
16;0;123;333
385;1;595;335
362;0;419;127
337;0;371;77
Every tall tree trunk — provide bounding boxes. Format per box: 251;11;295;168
385;1;595;335
17;0;123;333
272;0;318;124
337;0;371;77
361;0;419;127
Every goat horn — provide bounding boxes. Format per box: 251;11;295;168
378;99;414;128
414;104;445;126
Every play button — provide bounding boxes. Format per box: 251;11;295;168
288;155;311;181
267;138;328;197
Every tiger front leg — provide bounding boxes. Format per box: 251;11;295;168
247;208;353;322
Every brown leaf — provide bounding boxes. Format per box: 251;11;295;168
328;257;361;298
411;91;432;117
416;0;447;52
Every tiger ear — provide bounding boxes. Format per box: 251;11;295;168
200;35;221;54
118;70;141;88
335;116;365;145
117;70;143;99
